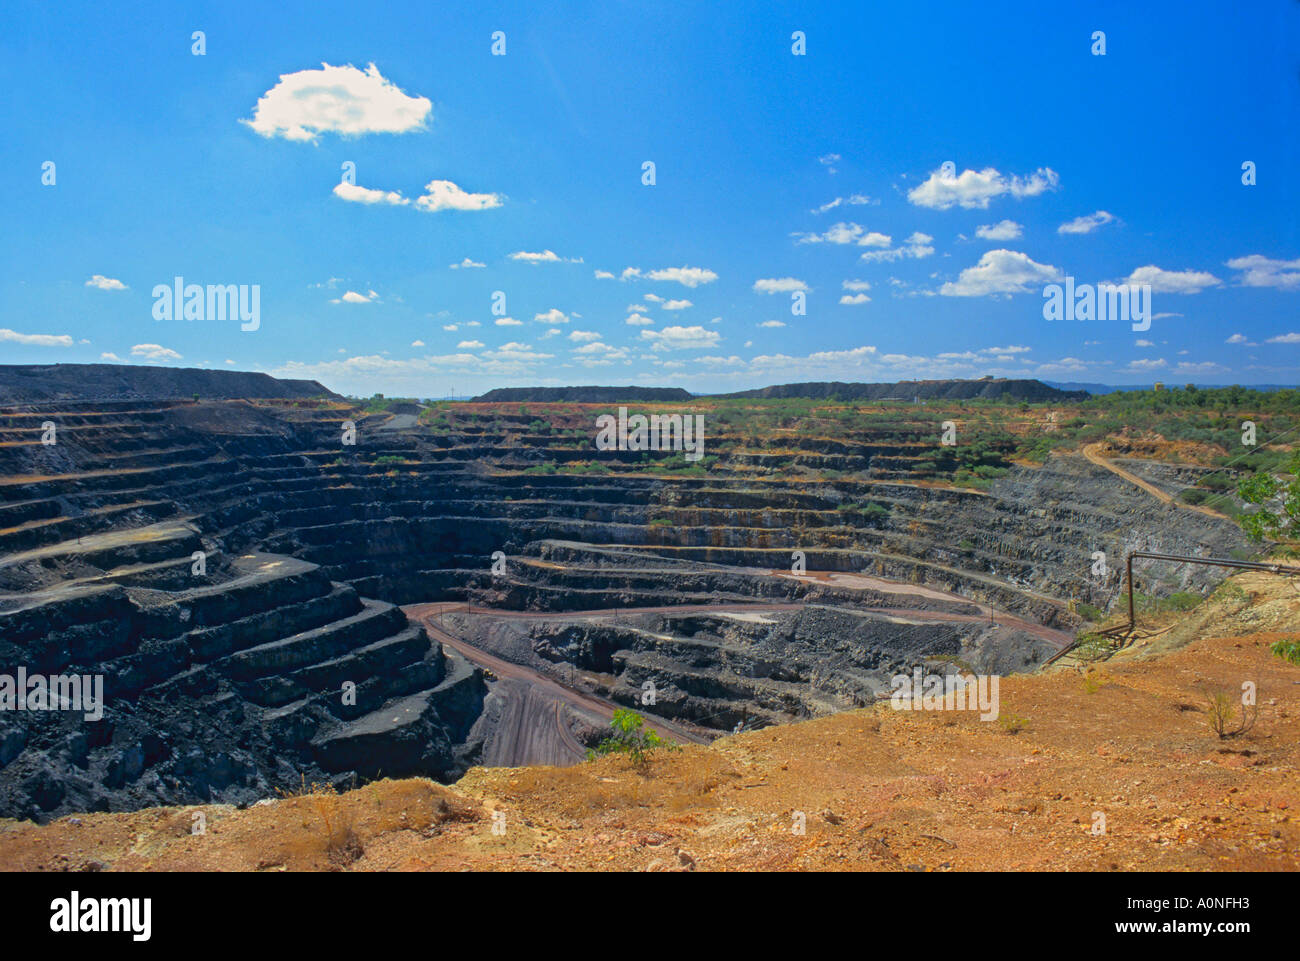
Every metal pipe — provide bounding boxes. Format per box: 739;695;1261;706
1106;550;1300;638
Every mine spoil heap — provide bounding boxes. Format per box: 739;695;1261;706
0;389;1250;821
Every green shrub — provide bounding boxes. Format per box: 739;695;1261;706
1271;636;1300;666
587;709;678;767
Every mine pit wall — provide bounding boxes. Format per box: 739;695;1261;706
218;455;1248;623
0;402;1257;820
443;606;1055;733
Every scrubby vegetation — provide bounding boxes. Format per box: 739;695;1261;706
587;709;679;767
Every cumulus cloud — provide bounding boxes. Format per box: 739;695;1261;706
859;232;934;263
450;258;485;270
509;249;580;264
415;180;503;212
333;290;378;304
573;341;630;365
242;63;431;142
333;182;408;206
101;352;122;361
908;164;1059;210
759;320;787;327
661;299;691;310
753;277;809;294
410;340;425;347
939;249;1061;297
593;269;615;280
644;266;718;287
533;308;569;325
131;343;182;361
792;222;890;247
975;220;1023;241
1122;265;1220;294
1058;210;1116;235
568;330;601;342
494;317;523;326
1266;332;1300;344
457;340;485;349
625;314;654;326
1225;254;1300;290
1;328;74;347
85;274;128;291
639;325;721;351
839;293;871;305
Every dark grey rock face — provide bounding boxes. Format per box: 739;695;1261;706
0;396;1253;820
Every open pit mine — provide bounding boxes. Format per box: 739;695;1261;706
0;367;1253;822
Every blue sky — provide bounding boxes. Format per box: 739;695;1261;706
3;0;1298;396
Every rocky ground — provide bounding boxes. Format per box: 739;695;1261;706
1;571;1294;872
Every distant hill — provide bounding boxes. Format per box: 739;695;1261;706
1045;381;1298;394
472;386;694;403
709;378;1086;402
0;364;338;403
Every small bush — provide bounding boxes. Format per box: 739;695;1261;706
1205;689;1258;740
587;709;679;767
998;712;1029;735
1271;635;1300;666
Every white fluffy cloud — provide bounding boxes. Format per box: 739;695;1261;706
450;258;486;269
568;330;602;342
85;274;127;291
939;249;1061;297
839;293;871;305
859;232;934;263
333;182;408;206
625;313;654;326
793;222;890;247
639;325;721;351
753;277;809;294
1122;265;1220;294
573;341;629;365
975;220;1022;241
1225;255;1300;290
1058;210;1115;235
333;290;378;304
510;249;580;264
494;317;523;326
644;266;718;287
908;165;1059;210
243;63;431;142
131;343;182;361
457;340;485;349
334;179;501;212
533;308;569;324
1;328;74;347
1127;358;1167;371
1266;332;1300;344
415;180;503;212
